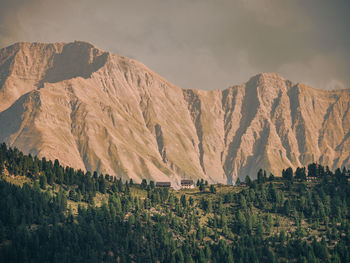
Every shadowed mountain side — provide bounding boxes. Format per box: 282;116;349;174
0;42;349;186
41;41;109;85
0;91;43;157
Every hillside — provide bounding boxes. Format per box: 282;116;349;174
0;41;349;185
0;145;349;262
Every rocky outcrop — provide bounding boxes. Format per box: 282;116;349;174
0;41;349;186
183;90;206;174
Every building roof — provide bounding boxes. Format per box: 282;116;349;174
181;179;194;185
156;182;171;187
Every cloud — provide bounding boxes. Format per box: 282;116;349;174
279;53;350;90
0;0;23;46
0;0;349;90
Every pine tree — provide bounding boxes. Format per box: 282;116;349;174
39;175;47;190
236;177;241;185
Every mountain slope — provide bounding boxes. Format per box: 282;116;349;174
0;41;349;186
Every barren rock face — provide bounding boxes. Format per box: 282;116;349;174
0;41;349;186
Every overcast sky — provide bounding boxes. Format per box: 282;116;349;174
0;0;349;90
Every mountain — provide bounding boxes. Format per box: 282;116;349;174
0;41;349;186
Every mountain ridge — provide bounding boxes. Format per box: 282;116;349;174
0;41;349;186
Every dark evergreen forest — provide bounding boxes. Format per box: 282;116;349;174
0;143;349;262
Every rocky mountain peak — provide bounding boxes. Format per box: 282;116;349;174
0;41;110;112
0;42;349;186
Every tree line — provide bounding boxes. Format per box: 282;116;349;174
0;143;349;262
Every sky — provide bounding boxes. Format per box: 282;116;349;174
0;0;349;90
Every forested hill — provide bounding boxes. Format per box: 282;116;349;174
0;143;350;262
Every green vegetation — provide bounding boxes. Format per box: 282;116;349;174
0;143;349;262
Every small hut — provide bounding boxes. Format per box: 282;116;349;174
156;182;171;188
181;179;194;189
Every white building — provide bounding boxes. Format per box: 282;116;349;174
181;179;194;189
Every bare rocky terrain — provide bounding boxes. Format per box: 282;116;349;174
0;41;349;186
